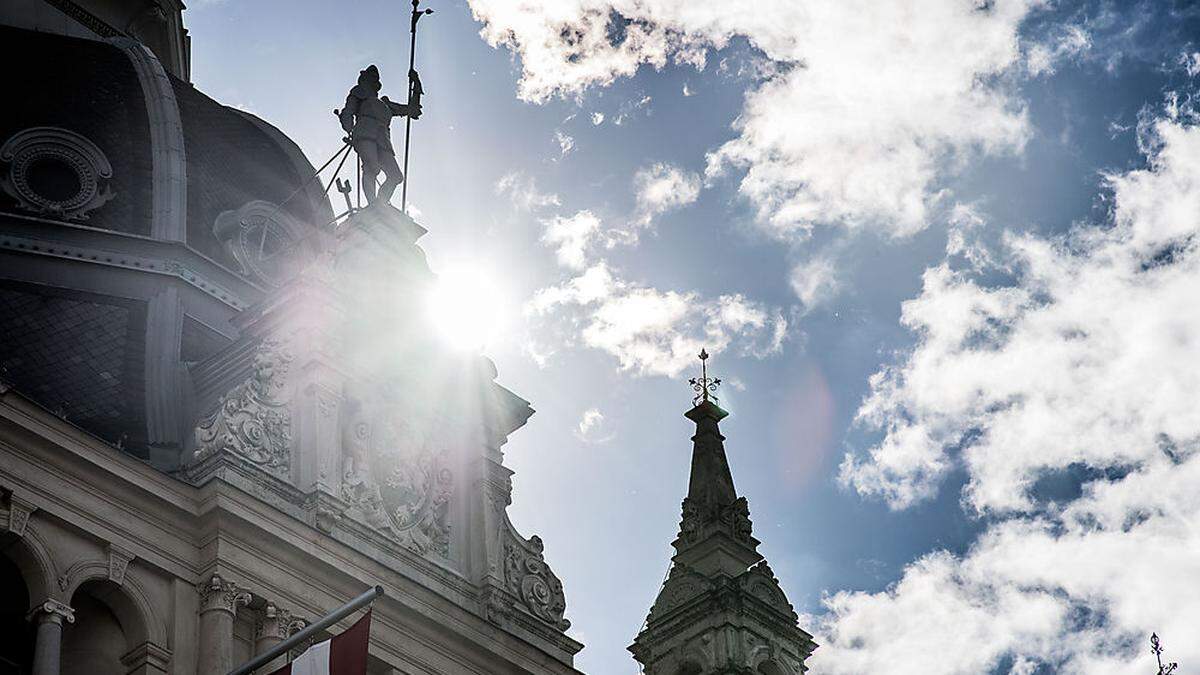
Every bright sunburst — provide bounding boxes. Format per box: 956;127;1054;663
425;263;510;352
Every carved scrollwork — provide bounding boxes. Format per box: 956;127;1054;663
503;534;570;630
340;413;453;557
193;339;293;475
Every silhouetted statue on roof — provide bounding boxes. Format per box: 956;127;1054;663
339;65;422;207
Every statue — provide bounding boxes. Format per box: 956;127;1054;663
338;65;422;206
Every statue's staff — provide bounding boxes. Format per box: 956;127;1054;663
401;0;433;214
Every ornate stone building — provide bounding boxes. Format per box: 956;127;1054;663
629;369;817;674
0;2;581;674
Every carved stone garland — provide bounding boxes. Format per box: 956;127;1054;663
340;415;453;557
503;534;570;630
194;340;293;476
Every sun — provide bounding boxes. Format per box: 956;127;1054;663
425;263;510;352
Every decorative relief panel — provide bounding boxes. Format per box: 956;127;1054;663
340;411;453;557
194;339;293;476
502;532;570;630
0;127;114;220
648;564;712;621
678;495;754;547
742;561;797;618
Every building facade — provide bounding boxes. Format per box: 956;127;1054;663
629;376;817;674
0;2;581;673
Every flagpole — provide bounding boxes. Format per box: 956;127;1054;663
226;585;385;675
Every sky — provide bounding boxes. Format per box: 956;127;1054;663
185;1;1200;672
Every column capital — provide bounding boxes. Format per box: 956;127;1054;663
196;575;251;616
27;599;74;625
254;603;307;642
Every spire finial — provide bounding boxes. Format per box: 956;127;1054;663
689;348;721;404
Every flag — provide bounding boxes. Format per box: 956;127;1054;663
268;611;371;675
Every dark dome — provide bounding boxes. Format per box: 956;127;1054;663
0;25;333;460
0;25;332;266
0;25;154;235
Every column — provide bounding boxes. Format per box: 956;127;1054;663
196;575;250;675
254;603;305;673
28;599;74;675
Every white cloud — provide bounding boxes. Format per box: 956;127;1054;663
789;254;839;309
555;129;576;157
633;162;701;225
470;0;1043;237
495;171;562;211
527;261;786;376
541;210;602;270
575;407;615;443
816;114;1200;673
1025;24;1091;76
682;82;694;97
590;111;605;125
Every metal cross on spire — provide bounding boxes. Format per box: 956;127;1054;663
689;348;722;405
1151;633;1178;675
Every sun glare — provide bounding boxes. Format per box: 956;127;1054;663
425;265;509;352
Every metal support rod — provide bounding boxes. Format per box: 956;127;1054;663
226;586;384;675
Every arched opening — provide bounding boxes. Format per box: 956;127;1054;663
62;581;129;675
0;552;35;674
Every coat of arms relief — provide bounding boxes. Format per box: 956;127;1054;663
340;407;454;557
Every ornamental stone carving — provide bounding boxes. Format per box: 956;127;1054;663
678;495;753;546
503;534;570;630
256;603;307;641
340;414;453;556
27;599;75;624
3;496;35;537
648;565;710;621
197;575;252;615
0;127;115;220
194;339;293;476
107;544;135;586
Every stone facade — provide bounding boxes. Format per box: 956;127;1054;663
629;400;817;675
0;5;581;673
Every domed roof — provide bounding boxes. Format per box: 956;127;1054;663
0;25;334;459
0;25;155;235
0;25;332;270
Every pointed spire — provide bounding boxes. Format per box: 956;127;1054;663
673;350;760;574
684;350;735;508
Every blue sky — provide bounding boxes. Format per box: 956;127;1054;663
187;1;1200;672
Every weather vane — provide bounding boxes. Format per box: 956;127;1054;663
1151;633;1178;675
689;348;721;404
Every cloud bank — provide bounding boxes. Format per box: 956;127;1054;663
823;112;1200;674
470;0;1040;237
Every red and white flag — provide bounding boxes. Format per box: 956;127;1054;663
268;611;371;675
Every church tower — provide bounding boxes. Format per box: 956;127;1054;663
630;351;817;675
